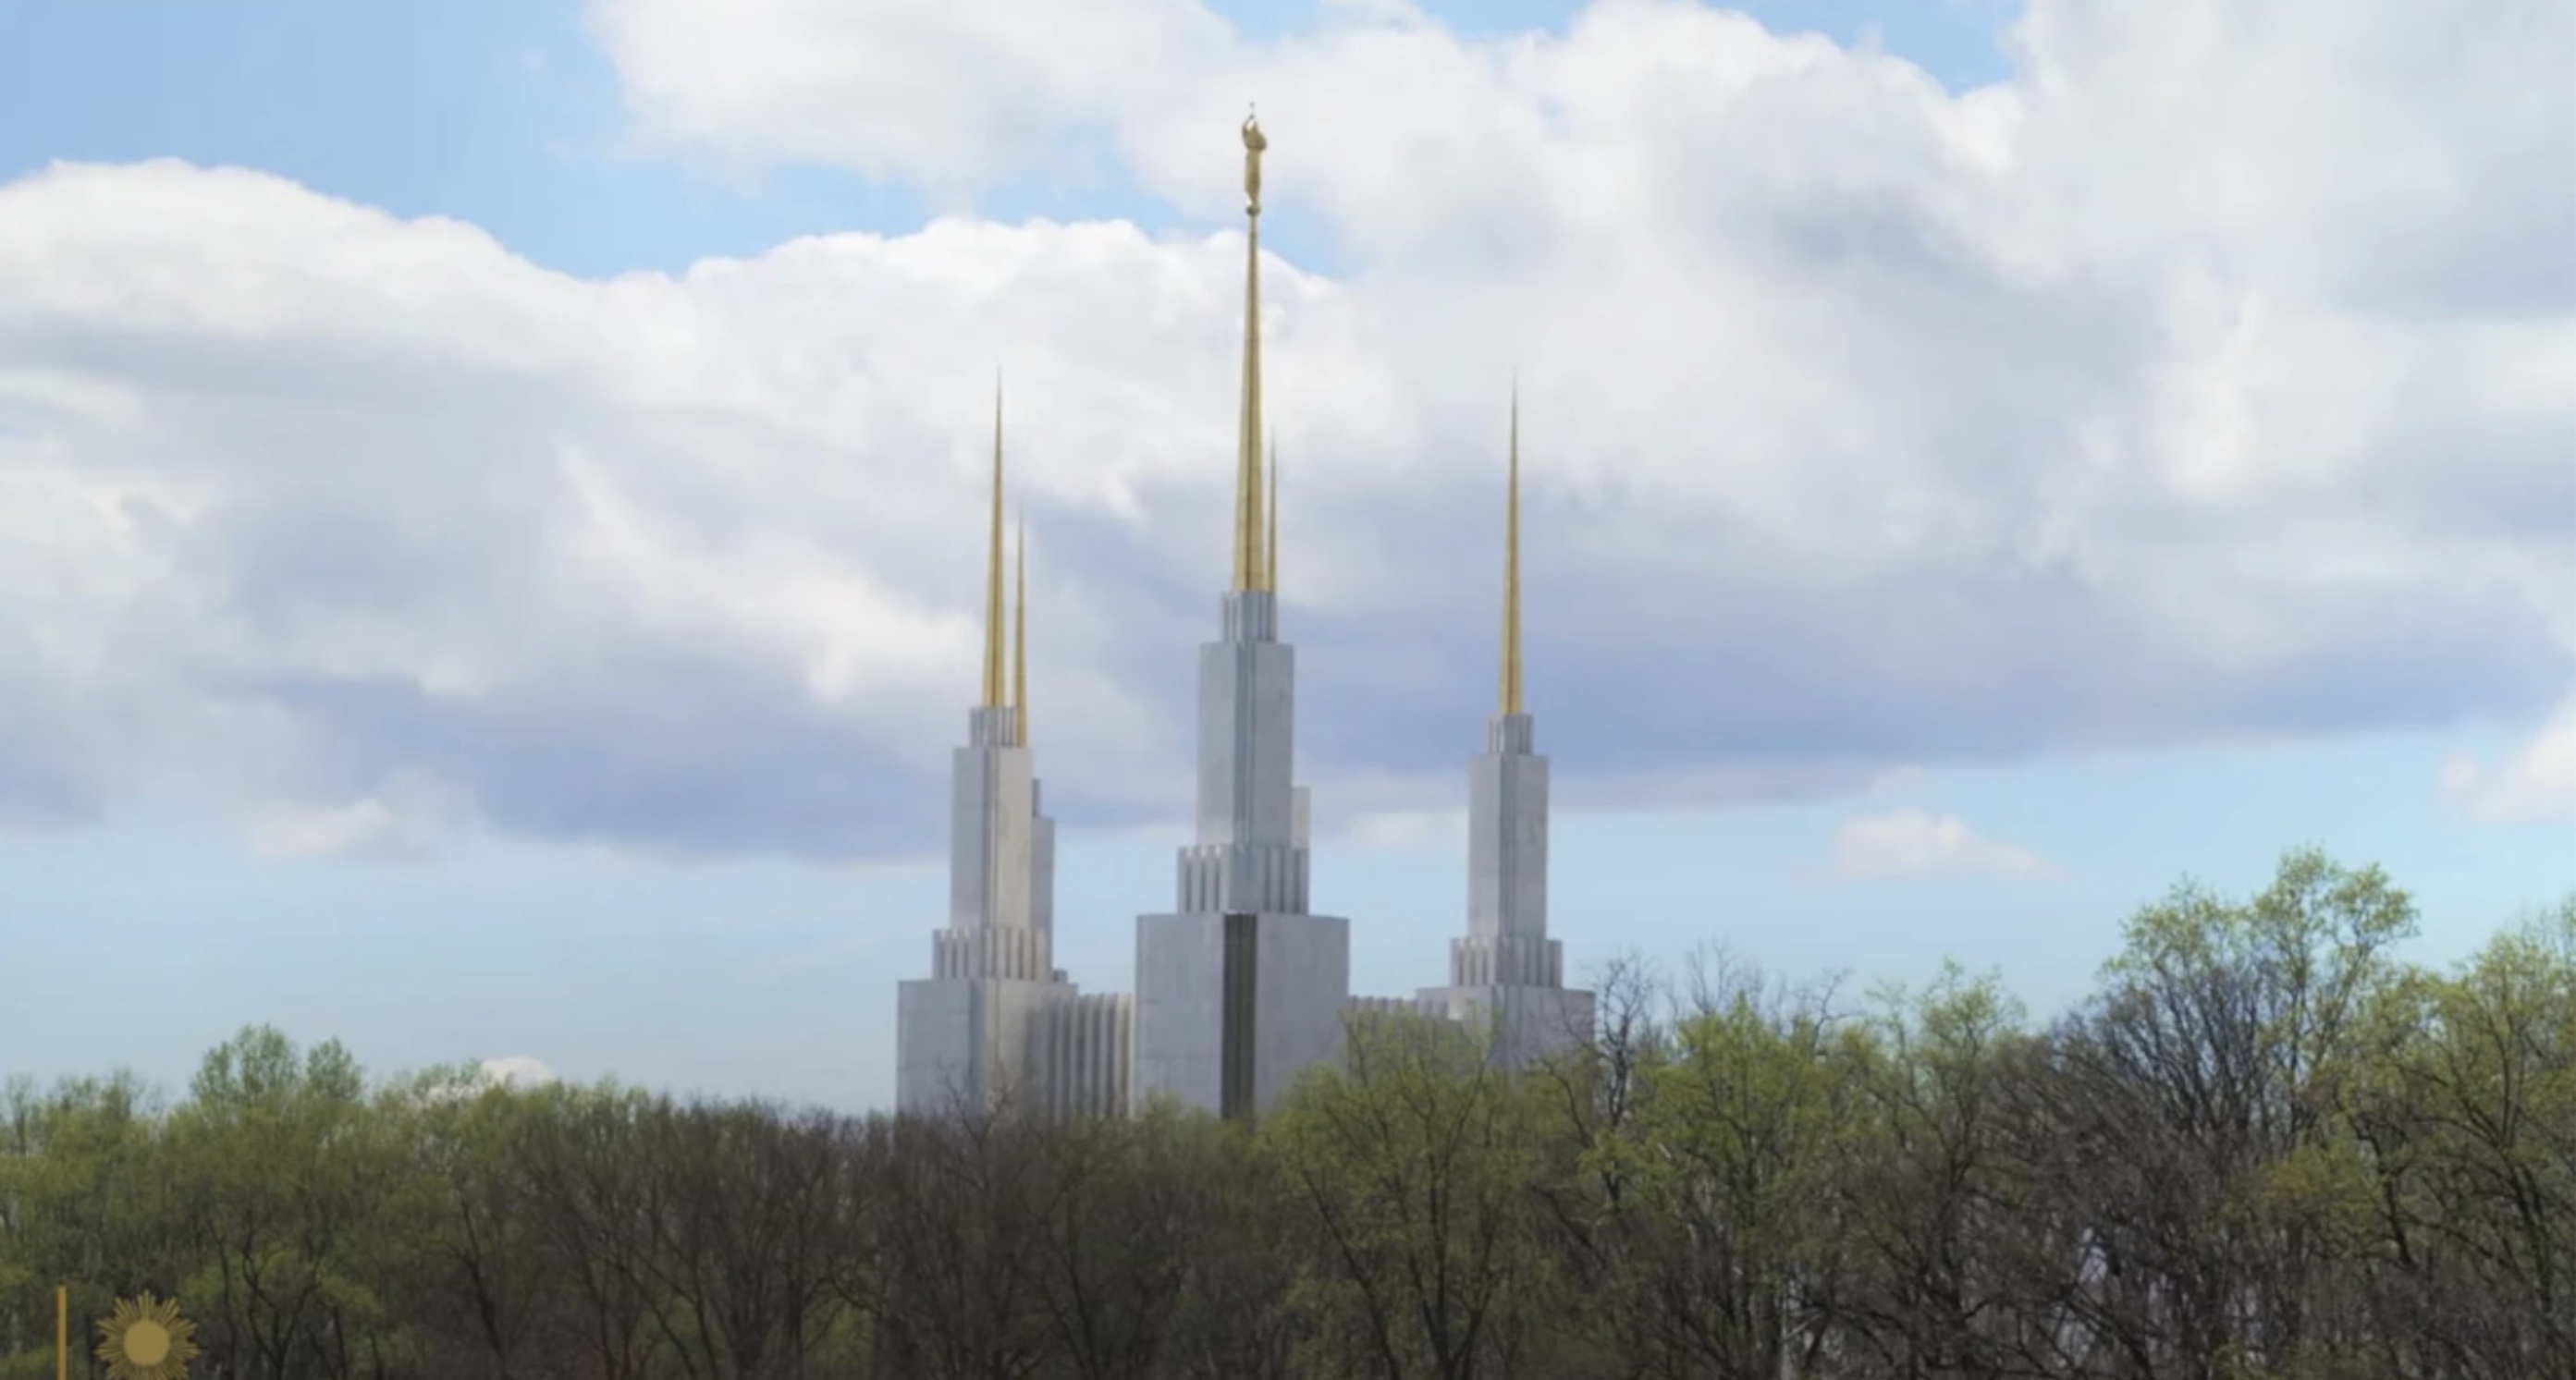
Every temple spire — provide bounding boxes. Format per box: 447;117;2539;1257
1232;113;1270;592
983;376;1008;708
1501;383;1525;716
1266;430;1280;592
1013;519;1029;745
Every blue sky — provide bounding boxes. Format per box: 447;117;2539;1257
11;728;2566;1107
2;0;2569;1111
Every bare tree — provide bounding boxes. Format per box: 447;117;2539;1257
1815;968;2052;1378
1155;1120;1306;1380
620;1100;854;1380
863;1110;1056;1380
512;1083;671;1380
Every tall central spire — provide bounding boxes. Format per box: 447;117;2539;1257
984;377;1009;709
1501;384;1525;715
1232;113;1270;592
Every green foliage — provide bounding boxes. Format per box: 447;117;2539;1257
0;854;2569;1380
1267;1012;1555;1380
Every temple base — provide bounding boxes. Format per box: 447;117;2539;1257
1417;983;1596;1069
1134;910;1350;1117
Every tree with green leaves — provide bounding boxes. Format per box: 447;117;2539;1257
2359;898;2576;1378
2016;847;2418;1377
159;1026;431;1380
1822;965;2039;1377
1;848;2568;1380
1266;1010;1561;1380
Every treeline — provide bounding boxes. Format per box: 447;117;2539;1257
4;848;2574;1379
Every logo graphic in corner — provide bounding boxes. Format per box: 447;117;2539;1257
95;1292;200;1380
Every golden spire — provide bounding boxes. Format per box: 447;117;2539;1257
1501;382;1525;715
1233;112;1270;592
982;376;1007;708
1265;430;1279;592
1012;518;1028;745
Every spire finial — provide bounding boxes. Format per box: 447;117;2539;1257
1242;107;1266;216
1501;380;1525;716
1232;115;1270;591
982;373;1008;708
1266;429;1280;592
1012;518;1028;746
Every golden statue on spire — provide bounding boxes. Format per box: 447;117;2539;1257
1242;111;1267;216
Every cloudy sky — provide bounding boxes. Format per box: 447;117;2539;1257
3;0;2570;1111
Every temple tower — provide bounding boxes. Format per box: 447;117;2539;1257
1421;389;1594;1066
1133;116;1352;1119
896;388;1072;1114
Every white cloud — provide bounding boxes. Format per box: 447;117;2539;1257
2444;705;2576;821
240;770;475;861
1833;809;2054;881
409;1055;560;1104
0;0;2570;858
592;0;1229;184
477;1055;559;1088
1343;806;1467;849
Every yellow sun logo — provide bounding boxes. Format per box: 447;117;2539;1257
93;1292;199;1380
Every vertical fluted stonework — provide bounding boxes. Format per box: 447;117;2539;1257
1185;590;1306;911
